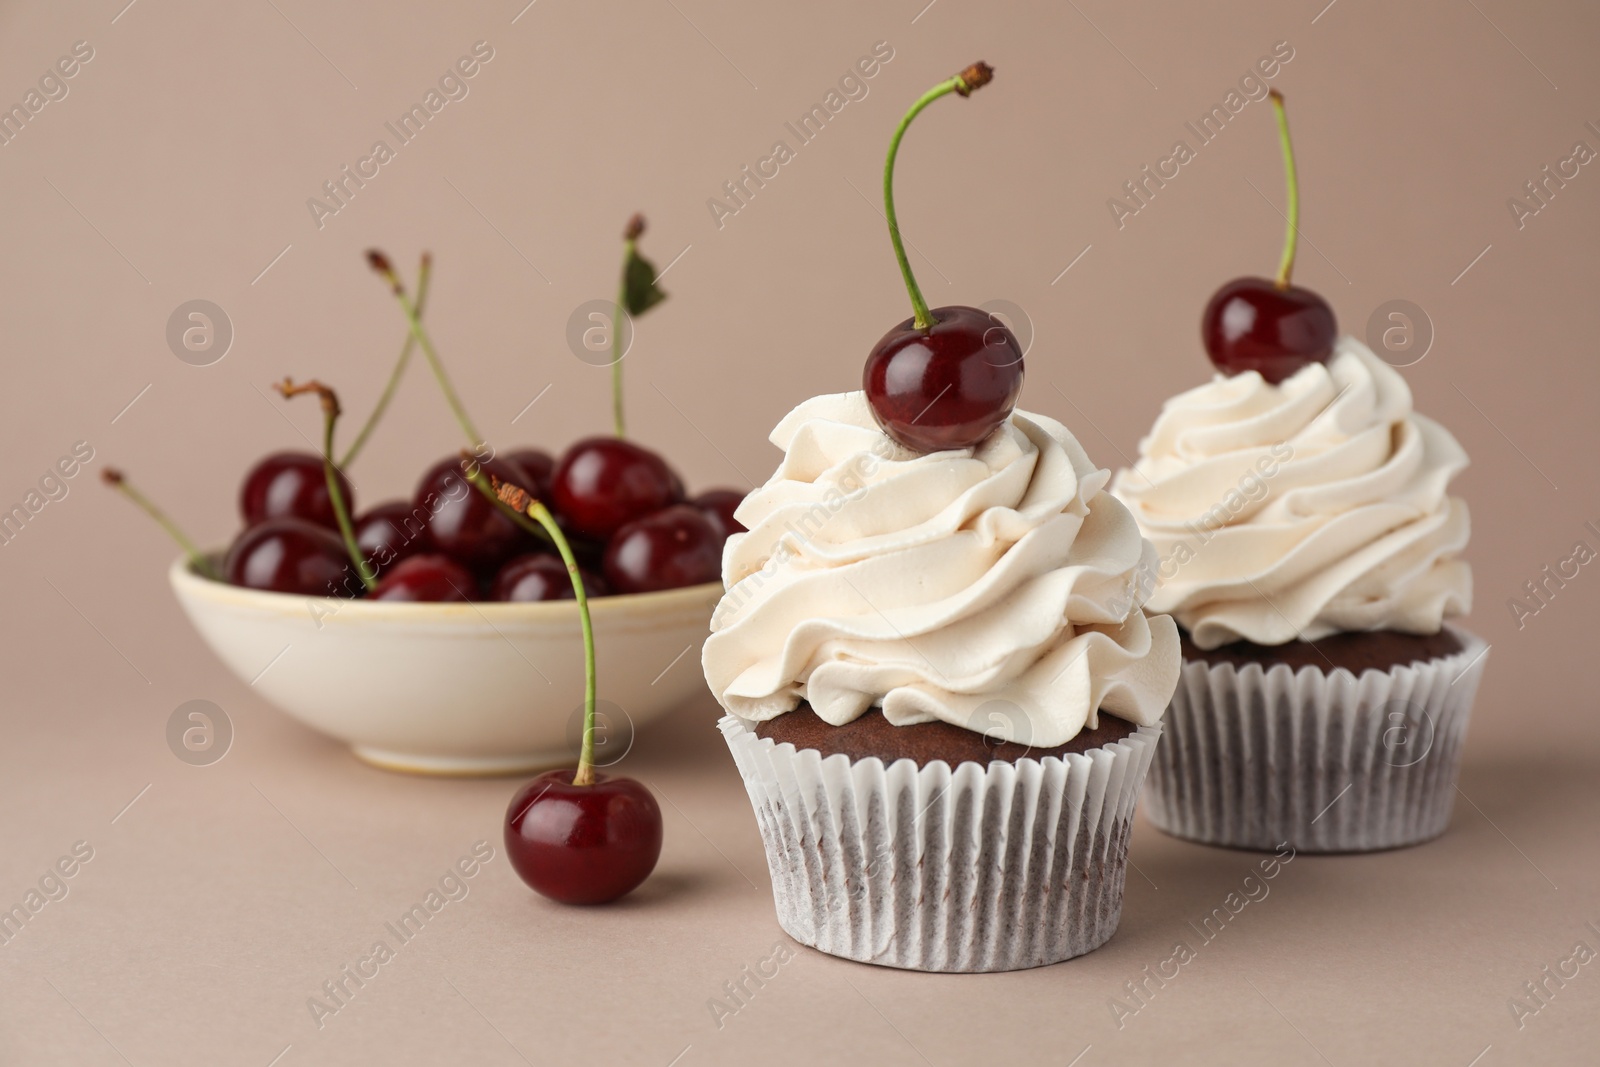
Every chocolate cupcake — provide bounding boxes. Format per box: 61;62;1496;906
706;392;1178;971
1112;337;1486;852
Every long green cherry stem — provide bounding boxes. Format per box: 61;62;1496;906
365;250;550;546
608;213;666;438
610;291;625;438
883;61;993;331
276;378;376;592
1269;89;1300;290
341;253;432;467
611;221;637;438
366;251;483;448
492;474;598;786
101;469;220;581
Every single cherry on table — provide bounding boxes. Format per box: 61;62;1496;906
492;473;664;905
860;62;1022;454
1201;90;1337;385
505;771;663;905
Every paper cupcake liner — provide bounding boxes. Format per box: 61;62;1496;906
1142;626;1487;853
719;714;1161;973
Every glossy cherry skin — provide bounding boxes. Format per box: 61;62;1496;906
224;518;354;596
864;305;1024;453
692;489;747;541
412;456;531;572
504;769;663;905
602;505;722;594
492;553;609;602
354;500;428;579
1201;277;1337;385
550;438;683;541
240;451;353;530
370;554;477;602
504;449;555;499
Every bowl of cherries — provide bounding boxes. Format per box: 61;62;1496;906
116;223;741;775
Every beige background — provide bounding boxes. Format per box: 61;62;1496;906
1;0;1597;1063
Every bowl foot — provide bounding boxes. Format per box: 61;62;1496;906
351;745;575;778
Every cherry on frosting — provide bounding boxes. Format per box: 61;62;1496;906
1201;90;1337;385
860;62;1022;453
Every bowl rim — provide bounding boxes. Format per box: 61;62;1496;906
169;554;724;620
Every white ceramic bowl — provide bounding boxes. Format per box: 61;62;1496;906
170;557;721;776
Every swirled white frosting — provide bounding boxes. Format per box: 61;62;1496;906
701;392;1179;747
1110;337;1471;649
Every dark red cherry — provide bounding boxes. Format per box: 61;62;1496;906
492;553;609;602
1201;277;1337;385
505;449;555;499
692;489;747;541
550;438;683;540
370;554;476;602
224;517;355;596
504;770;663;905
413;456;530;572
864;305;1023;453
602;505;722;594
240;451;353;531
353;500;428;579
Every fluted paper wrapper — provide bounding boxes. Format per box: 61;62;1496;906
719;714;1161;972
1143;626;1487;853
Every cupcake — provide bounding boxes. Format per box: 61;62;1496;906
704;392;1179;971
703;61;1177;970
1111;336;1483;852
1111;90;1485;853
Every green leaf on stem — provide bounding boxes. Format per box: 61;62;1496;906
622;247;667;317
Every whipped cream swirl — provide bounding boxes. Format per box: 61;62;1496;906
702;392;1178;747
1111;338;1471;649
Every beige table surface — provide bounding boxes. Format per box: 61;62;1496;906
2;678;1597;1067
2;0;1599;1062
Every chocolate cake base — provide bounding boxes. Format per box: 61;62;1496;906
755;704;1138;769
1180;627;1463;674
